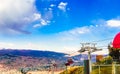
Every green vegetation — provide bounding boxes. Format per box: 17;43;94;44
60;65;120;74
96;56;113;64
92;65;112;74
60;55;119;74
59;66;83;74
108;45;120;63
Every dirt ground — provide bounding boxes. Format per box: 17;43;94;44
27;71;63;74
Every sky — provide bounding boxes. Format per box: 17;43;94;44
0;0;120;54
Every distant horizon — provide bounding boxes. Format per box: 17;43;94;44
0;47;109;55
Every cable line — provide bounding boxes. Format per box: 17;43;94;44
89;38;113;43
66;38;113;56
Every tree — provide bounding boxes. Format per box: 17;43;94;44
96;56;112;64
108;44;120;63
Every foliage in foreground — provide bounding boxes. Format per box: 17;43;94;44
60;65;120;74
60;66;83;74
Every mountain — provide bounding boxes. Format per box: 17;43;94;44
0;49;107;71
0;49;67;70
0;49;66;59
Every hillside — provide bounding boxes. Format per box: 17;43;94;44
0;49;67;70
0;49;108;72
0;49;66;58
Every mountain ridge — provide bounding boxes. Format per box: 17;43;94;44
0;49;66;58
0;49;68;70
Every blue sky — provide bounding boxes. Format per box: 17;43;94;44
0;0;120;54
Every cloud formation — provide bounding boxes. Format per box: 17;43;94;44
33;7;53;28
58;2;68;12
107;19;120;27
0;42;15;48
0;0;36;35
33;1;68;28
56;17;120;42
57;26;90;41
0;0;61;34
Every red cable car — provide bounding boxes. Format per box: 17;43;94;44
113;32;120;49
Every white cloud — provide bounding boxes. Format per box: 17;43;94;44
29;18;120;53
50;4;56;7
0;0;54;34
0;0;36;34
69;27;90;35
25;42;40;49
59;26;90;36
107;19;120;27
41;19;49;25
33;19;51;28
92;49;109;55
56;26;90;41
0;42;15;48
33;9;53;28
23;13;41;23
33;24;41;28
32;7;53;28
54;22;118;53
33;13;41;21
58;2;68;12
